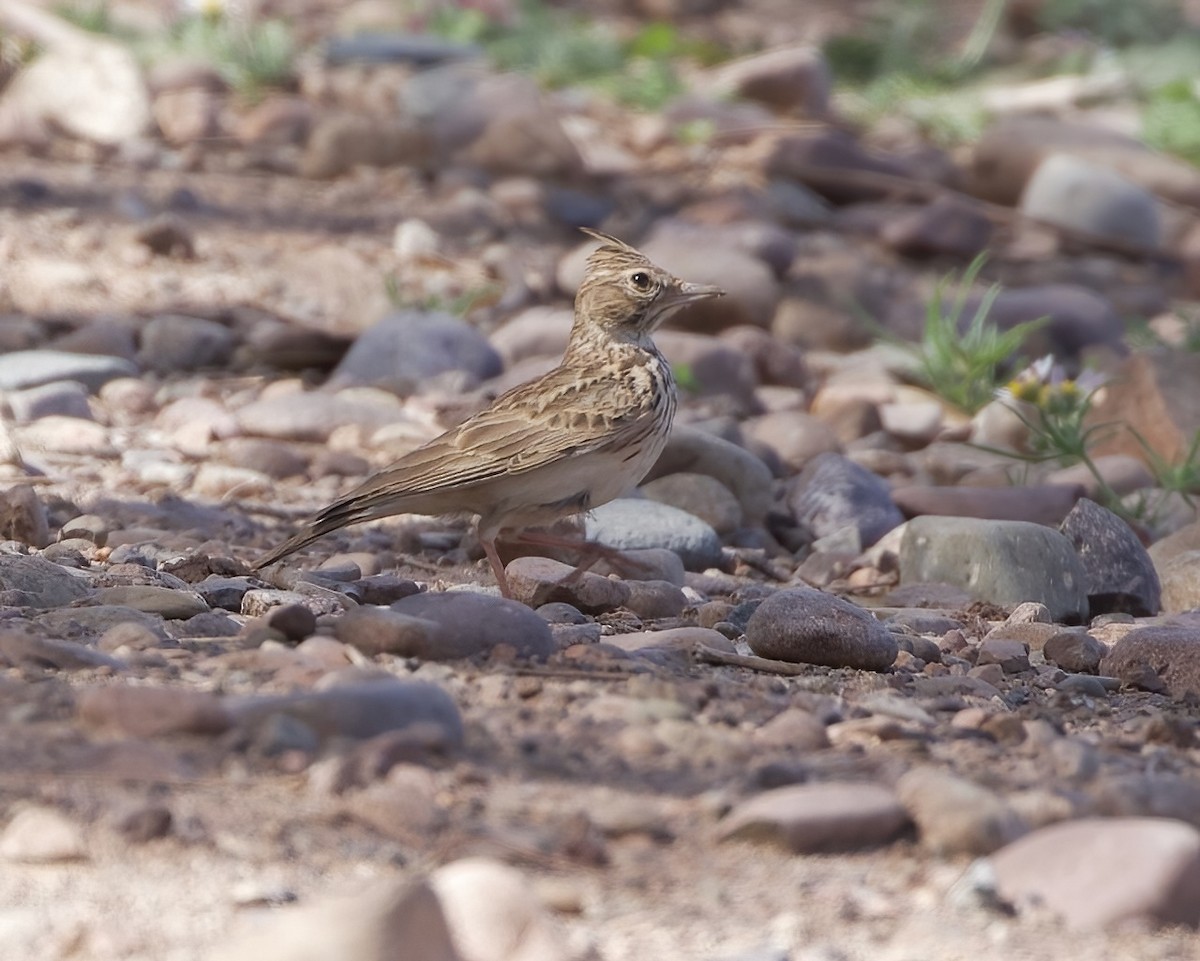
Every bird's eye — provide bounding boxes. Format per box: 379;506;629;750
630;271;651;290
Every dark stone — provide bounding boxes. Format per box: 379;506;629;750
1059;498;1161;617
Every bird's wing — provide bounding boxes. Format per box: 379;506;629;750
339;362;655;504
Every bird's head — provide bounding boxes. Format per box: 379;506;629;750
572;229;723;342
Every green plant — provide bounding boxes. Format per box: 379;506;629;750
1035;0;1183;47
153;12;295;101
429;1;699;110
1141;78;1200;166
384;275;500;317
894;256;1048;415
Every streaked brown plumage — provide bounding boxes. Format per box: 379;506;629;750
252;230;723;596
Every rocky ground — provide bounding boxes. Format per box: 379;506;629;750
4;1;1200;959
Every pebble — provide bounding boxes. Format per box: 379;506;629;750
719;782;909;853
0;554;91;608
585;499;723;571
333;606;441;657
0;807;87;863
212;878;459;961
0;485;51;548
0;350;137;391
1100;626;1200;698
431;857;573;961
641;472;743;535
0;630;124;671
787;452;904;548
265;603;318;642
645;425;774;523
1043;629;1107;674
390;591;557;660
745;586;898;671
897;767;1026;856
988;818;1200;931
504;555;631;614
6;380;93;424
1058;498;1161;617
235;392;405;442
743;410;841;473
622;579;688;619
898;516;1089;623
227;677;464;745
327;309;502;394
139;314;235;372
755;707;830;751
976;637;1031;674
92;584;210;619
78;685;232;738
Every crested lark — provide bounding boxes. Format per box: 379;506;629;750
253;230;723;596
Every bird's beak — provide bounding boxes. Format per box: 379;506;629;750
668;281;725;306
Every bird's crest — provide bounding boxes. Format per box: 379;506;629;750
579;228;648;272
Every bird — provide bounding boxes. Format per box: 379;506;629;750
252;229;724;597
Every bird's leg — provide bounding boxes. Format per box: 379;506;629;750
503;529;651;584
480;536;514;599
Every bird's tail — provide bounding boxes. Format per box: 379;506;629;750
251;490;405;570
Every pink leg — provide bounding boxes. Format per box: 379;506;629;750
481;536;514;598
503;529;650;583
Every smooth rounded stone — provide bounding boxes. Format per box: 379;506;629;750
1149;521;1200;570
898;516;1089;623
1059;498;1161;617
1020;154;1162;249
431;857;572;961
0;350;137;391
607;626;734;658
504;556;630;614
328;310;501;395
788;452;903;549
17;416;112;455
1157;550;1200;615
34;605;169;643
1100;626;1200;698
641;472;742;535
743;411;841;473
1048;455;1155;499
644;425;773;523
897;767;1027;856
879;195;993;258
466;106;582;179
976;637;1031;674
353;573;422;605
705;43;830;114
755;707;830;751
767;129;913;204
0;485;50;548
391;591;556;660
1043;629;1107;674
139;314;235;372
891;483;1083;526
488;306;572;365
78;685;232;738
235;392;404;442
744;586;898;671
213;878;459;961
0;554;91;608
0;807;86;863
91;585;208;619
301;114;435;179
638;226;781;332
193;576;253;612
216;437;308;479
0;627;124;671
720;326;809;392
988;818;1200;931
230;676;464;745
584;499;722;572
333;606;441;657
97;620;164;653
656;331;760;412
622;579;688;619
113;802;173;843
265;603;318;642
594;547;686;587
878;398;946;448
6;380;93;424
719;782;909;853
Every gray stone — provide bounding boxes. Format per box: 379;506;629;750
719;782;908;852
390;591;556;660
504;556;630;614
0;807;87;863
1100;626;1200;698
0;486;51;548
899;516;1089;622
645;425;773;523
1158;550;1200;615
91;585;209;619
140;315;235;372
1059;498;1160;617
706;44;831;115
213;878;461;961
641;472;742;535
897;766;1026;856
235;392;404;442
334;606;441;657
6;380;93;424
0;350;137;391
584;499;723;571
1043;629;1107;674
988;818;1200;931
0;555;91;608
328;310;502;395
0;630;123;671
745;586;898;671
227;677;464;744
788;452;903;548
78;685;232;737
1020;153;1162;250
